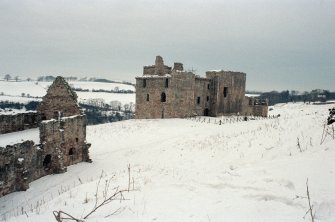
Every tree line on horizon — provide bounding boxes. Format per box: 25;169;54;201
2;74;134;86
258;89;335;106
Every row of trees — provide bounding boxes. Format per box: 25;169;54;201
0;99;134;125
3;74;27;82
0;101;39;111
2;75;135;86
258;89;335;105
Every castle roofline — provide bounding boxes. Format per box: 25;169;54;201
136;74;172;79
195;76;210;80
206;70;246;75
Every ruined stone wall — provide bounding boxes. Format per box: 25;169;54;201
173;62;184;71
207;71;246;116
143;56;172;76
135;72;196;118
0;115;90;197
194;78;211;116
143;66;156;75
37;77;81;120
242;97;268;117
0;112;39;134
0;141;45;197
39;115;90;171
252;105;268;117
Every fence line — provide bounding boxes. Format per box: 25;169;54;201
185;114;280;126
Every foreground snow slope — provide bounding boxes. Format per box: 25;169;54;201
1;103;334;222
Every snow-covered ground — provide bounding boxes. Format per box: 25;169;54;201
0;95;41;104
0;80;135;105
0;128;39;147
0;108;37;115
77;91;135;105
67;81;134;92
1;102;334;222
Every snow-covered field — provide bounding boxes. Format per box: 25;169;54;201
1;102;334;222
0;80;135;105
0;128;39;147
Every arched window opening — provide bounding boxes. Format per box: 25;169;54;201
161;92;166;102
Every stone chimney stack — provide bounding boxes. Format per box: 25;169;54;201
155;55;165;75
155;55;164;66
173;62;184;71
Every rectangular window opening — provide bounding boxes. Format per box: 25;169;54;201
223;87;228;98
197;97;200;104
143;79;147;88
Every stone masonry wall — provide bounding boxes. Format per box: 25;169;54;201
242;97;268;117
194;78;211;116
0;115;91;197
168;72;196;117
136;56;268;119
206;71;246;116
136;71;196;119
37;76;81;120
0;141;44;197
0;112;39;134
39;115;91;172
143;56;172;76
173;62;184;71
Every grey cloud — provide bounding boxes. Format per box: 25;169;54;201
0;0;334;91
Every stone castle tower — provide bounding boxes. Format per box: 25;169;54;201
135;56;268;119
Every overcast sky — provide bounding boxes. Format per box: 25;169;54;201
0;0;334;91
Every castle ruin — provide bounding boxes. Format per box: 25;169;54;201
0;76;91;197
135;56;268;119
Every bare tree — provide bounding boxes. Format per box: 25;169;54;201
53;167;134;222
110;101;121;111
305;179;315;222
4;74;11;81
